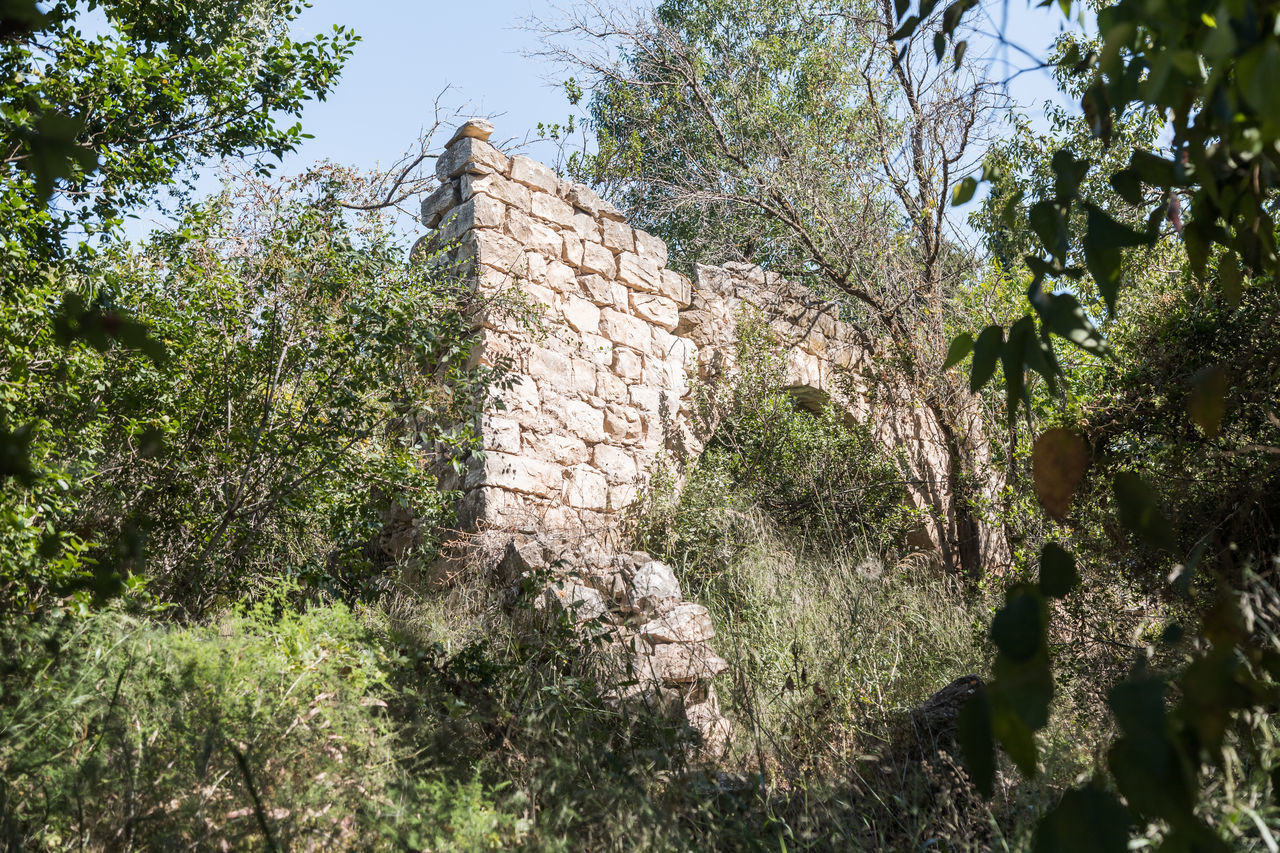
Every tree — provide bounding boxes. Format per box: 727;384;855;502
541;0;1008;577
0;0;356;609
893;0;1280;847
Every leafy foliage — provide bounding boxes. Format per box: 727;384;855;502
891;0;1280;844
0;593;528;849
0;0;356;513
0;171;501;616
636;312;919;593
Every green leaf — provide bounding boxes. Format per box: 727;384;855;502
1108;169;1144;205
18;111;99;200
934;31;947;61
1217;250;1242;307
1129;150;1176;186
1000;188;1024;228
942;0;976;35
1032;787;1131;853
1240;41;1280;116
990;586;1043;663
1187;364;1227;439
970;325;1004;391
993;653;1054;731
1080;79;1112;144
1002;316;1032;422
0;421;35;485
942;332;974;369
1037;292;1109;355
1038;542;1079;598
951;175;978;205
1029;200;1068;260
952;39;968;70
1050;150;1090;201
956;689;995;797
894;0;910;18
1085;204;1153;250
990;695;1038;775
891;14;920;40
1113;471;1174;550
1084;241;1122;314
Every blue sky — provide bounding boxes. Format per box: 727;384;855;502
280;0;1079;160
129;1;1084;235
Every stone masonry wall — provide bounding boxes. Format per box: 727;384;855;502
415;119;1004;750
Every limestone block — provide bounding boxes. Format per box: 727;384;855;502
563;233;584;266
652;643;730;684
603;405;640;439
562;295;601;335
472;266;510;298
446;118;495;144
581;241;617;278
497;374;540;415
661;357;691;399
530;347;593;396
456;486;511;529
658;269;693;308
630;383;662;415
522;431;589;466
421;181;459;229
640;603;715;644
545;260;577;294
596;368;629;404
632;229;669;267
602;219;634;253
466;451;561;497
630;560;682;612
462;172;530;211
512;251;544;284
579;274;614;307
505;209;562;257
613;347;643;381
610;282;630;312
482;414;522;454
608;483;638;511
630;292;679;331
564;464;608;510
593;443;637;483
577;333;613;366
566;182;602;216
573;211;600;242
542;580;608;623
509;155;559;194
597;196;626;221
471;230;524;273
786;348;823;389
616;252;661;292
649;326;683;362
532;192;576;229
799;329;829;358
545;393;607;443
522;280;555;309
436;195;505;244
600;308;651;351
685;693;732;755
435;137;509;181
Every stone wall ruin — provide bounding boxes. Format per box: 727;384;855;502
416;119;1004;750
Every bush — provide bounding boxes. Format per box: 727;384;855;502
0;170;508;617
0;593;527;849
636;311;921;596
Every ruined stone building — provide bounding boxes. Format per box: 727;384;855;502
414;119;1003;749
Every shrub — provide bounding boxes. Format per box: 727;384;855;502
0;592;529;850
0;170;509;617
